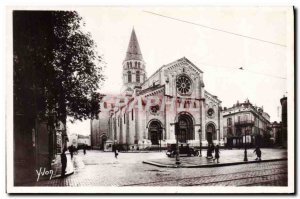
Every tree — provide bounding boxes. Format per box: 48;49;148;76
14;11;105;126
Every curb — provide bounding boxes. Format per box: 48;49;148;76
142;158;288;168
51;171;75;180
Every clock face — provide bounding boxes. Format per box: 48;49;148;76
207;108;215;118
176;75;192;95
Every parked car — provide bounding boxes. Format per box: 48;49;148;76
166;143;199;157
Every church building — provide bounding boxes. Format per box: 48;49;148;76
91;28;224;150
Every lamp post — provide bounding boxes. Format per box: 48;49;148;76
217;129;220;145
244;129;248;161
198;128;202;157
175;122;181;165
159;127;162;152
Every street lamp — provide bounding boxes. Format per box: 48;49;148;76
244;129;248;161
158;127;162;152
175;122;181;165
217;128;220;145
198;128;202;157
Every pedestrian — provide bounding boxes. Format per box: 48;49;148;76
115;148;119;159
83;144;86;155
211;143;215;155
207;144;212;158
61;146;67;178
253;146;262;161
69;145;74;159
213;145;220;163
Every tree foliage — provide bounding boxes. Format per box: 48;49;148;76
13;11;104;125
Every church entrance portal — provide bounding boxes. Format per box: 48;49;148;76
148;121;162;145
177;114;194;143
206;123;216;144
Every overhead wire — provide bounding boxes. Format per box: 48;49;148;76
143;10;287;80
198;62;287;80
143;10;286;47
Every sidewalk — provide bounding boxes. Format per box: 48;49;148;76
143;148;287;168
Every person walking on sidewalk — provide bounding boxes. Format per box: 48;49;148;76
213;145;220;163
61;146;67;178
83;145;86;155
253;146;262;161
207;143;215;159
68;145;74;159
114;148;119;159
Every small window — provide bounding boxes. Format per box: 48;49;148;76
138;62;141;68
103;102;107;109
132;109;134;120
128;71;132;83
227;118;232;126
136;71;140;83
184;101;189;108
135;61;137;68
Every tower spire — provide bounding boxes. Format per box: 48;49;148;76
124;28;144;61
122;28;146;94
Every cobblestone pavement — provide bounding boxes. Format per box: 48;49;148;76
26;150;288;187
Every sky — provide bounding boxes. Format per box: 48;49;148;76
67;7;291;136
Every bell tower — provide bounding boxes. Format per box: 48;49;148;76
122;28;147;94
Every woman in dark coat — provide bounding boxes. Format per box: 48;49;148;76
61;146;67;177
254;147;262;161
214;145;220;163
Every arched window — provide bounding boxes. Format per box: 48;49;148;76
135;61;137;68
130;62;132;68
128;71;132;83
127;62;129;68
138;62;141;68
136;71;140;83
194;102;197;108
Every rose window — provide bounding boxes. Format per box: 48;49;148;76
207;108;215;117
176;75;192;95
150;105;160;115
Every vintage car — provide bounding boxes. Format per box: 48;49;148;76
166;143;199;157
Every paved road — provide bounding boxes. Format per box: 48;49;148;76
29;150;287;187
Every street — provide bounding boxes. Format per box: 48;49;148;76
28;149;287;187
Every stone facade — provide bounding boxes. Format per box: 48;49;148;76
270;121;283;146
91;29;223;150
222;100;271;148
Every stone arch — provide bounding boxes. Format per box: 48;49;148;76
147;119;163;145
100;134;107;150
206;122;217;144
175;112;195;142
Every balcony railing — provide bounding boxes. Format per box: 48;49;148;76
234;120;255;126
